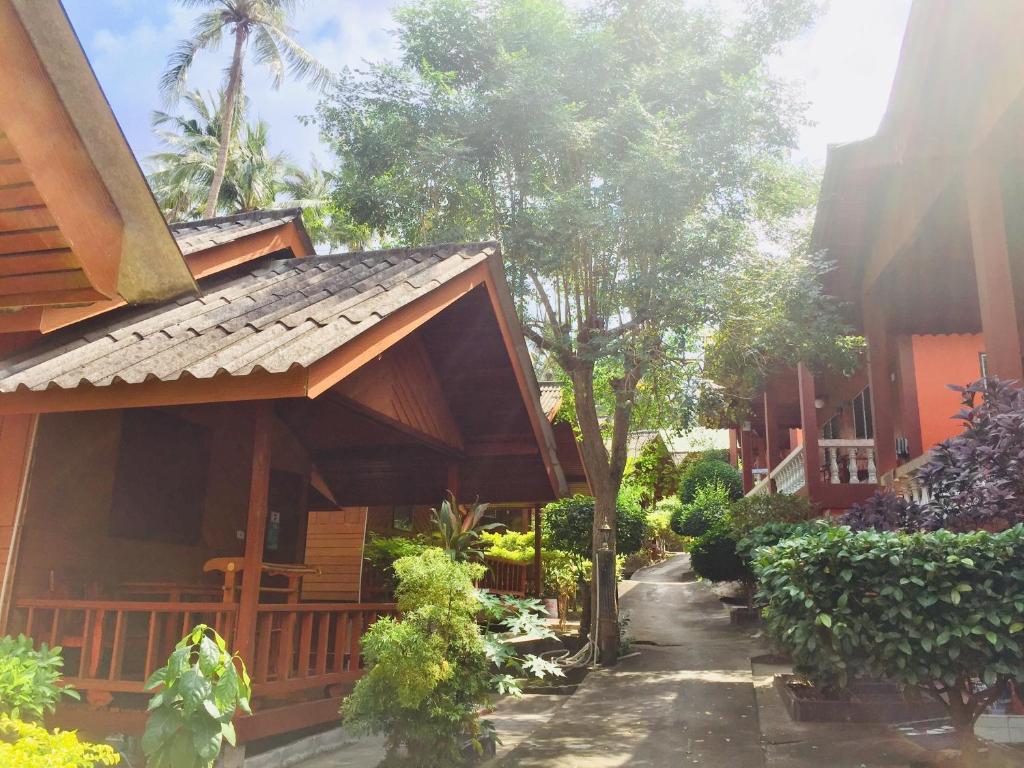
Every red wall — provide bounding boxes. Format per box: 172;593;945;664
911;334;985;450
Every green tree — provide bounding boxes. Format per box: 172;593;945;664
161;0;332;219
282;160;373;249
148;91;289;219
316;0;818;661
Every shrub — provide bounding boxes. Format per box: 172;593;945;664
364;534;435;574
542;493;648;558
432;496;502;561
480;530;534;563
628;439;680;504
837;490;923;532
142;625;251;768
689;518;750;585
736;520;820;562
0;715;120;767
0;635;79;722
730;494;813;537
671;481;731;538
648;497;690;552
678;458;742;503
343;550;561;765
754;525;1024;747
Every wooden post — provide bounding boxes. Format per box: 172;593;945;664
966;160;1024;381
728;427;738;468
533;507;543;598
234;403;273;665
0;414;37;634
895;336;924;461
596;547;617;665
763;388;779;474
796;363;821;497
863;293;897;478
739;429;754;494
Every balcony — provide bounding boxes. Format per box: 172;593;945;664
747;439;879;508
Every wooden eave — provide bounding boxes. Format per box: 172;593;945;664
0;250;568;497
0;0;195;316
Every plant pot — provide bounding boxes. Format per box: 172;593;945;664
543;598;559;619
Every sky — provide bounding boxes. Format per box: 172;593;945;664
62;0;913;172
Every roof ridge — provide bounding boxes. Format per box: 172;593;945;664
168;207;303;232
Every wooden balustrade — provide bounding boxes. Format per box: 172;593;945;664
481;556;528;597
10;599;237;693
249;603;398;697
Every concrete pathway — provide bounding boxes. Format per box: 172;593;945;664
498;554;765;767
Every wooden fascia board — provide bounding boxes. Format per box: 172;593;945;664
0;0;121;300
305;262;490;399
480;254;569;498
0;368;307;417
9;0;196;304
186;221;312;280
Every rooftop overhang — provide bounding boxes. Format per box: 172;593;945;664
813;0;1024;322
0;0;195;318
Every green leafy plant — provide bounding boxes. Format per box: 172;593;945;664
142;625;252;768
342;549;561;766
543;494;649;558
689;518;751;587
628;439;680;505
671;481;731;538
647;497;691;552
755;525;1024;753
480;530;535;564
0;715;120;767
364;534;435;573
677;459;743;504
0;635;79;722
431;494;502;562
730;494;814;537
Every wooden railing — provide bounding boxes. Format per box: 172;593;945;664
481;556;528;597
11;599;238;693
250;603;398;697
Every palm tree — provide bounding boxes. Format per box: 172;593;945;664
147;90;288;220
161;0;332;219
282;161;373;251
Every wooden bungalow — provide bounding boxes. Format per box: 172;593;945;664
731;0;1024;511
0;234;568;743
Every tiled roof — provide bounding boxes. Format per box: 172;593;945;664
538;381;563;421
169;208;305;255
0;242;496;393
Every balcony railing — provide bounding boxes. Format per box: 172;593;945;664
480;556;528;597
747;439;878;497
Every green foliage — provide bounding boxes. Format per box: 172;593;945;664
700;249;864;427
480;530;535;564
543;494;648;558
364;534;435;574
0;635;79;722
628;439;680;505
730;494;814;537
754;525;1024;733
689;519;750;585
142;625;252;768
678;459;742;504
343;549;561;765
0;715;120;767
736;520;820;563
671;482;732;538
431;495;502;562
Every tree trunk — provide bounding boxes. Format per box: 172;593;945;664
203;28;246;219
568;365;625;664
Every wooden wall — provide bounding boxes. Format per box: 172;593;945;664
10;403;311;604
0;414;36;626
301;508;367;601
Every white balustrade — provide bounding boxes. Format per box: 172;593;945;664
818;439;876;486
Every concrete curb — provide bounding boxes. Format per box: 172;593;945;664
243;727;368;768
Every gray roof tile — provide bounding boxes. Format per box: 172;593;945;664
0;242;496;392
169;209;304;255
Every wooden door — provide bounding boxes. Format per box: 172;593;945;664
302;508;368;601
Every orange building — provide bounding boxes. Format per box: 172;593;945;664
731;0;1024;511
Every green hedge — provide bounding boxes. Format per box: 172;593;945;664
542;494;648;557
730;494;813;537
677;458;742;503
754;525;1024;713
671;482;731;538
689;519;749;584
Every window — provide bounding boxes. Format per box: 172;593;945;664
822;414;840;440
110;410;210;545
852;387;874;440
392;505;414;531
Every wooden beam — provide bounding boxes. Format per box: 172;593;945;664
966;160;1024;381
863;292;897;477
796;363;822;499
533;507;543;599
184;222;313;280
0;367;307;417
0;414;36;634
763;389;779;473
739;428;754;494
235;402;273;666
895;335;923;460
325;392;462;458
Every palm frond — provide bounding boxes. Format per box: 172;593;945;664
159;40;199;103
263;25;335;91
251;27;285;89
